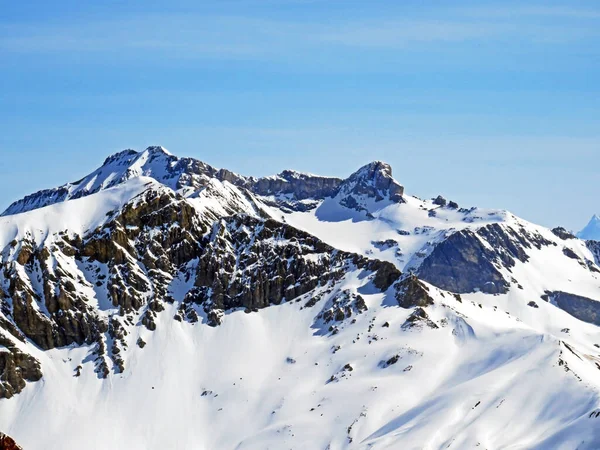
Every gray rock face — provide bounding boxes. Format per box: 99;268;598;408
417;224;553;294
337;161;405;205
395;275;434;308
249;170;342;201
0;331;42;399
0;183;402;395
544;291;600;326
587;240;600;266
432;195;447;207
192;215;345;320
401;307;438;329
551;227;576;240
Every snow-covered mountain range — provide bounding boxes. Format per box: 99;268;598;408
2;146;600;449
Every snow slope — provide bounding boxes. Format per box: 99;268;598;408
5;276;600;450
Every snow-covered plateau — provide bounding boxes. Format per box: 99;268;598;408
1;146;600;449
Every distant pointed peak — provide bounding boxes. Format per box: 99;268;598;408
338;160;404;205
577;214;600;240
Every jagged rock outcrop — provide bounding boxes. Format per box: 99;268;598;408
193;215;343;318
417;224;553;294
401;307;438;329
0;180;404;393
0;332;42;399
250;170;341;201
587;240;600;266
432;195;447;207
335;161;405;214
395;275;434;309
316;290;368;327
552;227;576;240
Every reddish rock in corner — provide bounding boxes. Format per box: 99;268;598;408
0;433;23;450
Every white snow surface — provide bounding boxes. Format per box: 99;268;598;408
2;151;600;449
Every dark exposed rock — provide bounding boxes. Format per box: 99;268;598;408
587;260;600;274
552;227;576;240
448;201;459;209
544;291;600;326
401;307;438;329
395;275;434;309
417;229;507;294
0;433;23;450
372;239;397;250
142;311;157;331
418;223;552;294
367;260;402;291
334;161;405;215
195;216;338;314
562;247;580;261
587;240;600;266
380;354;399;368
8;269;106;350
316;290;368;328
0;333;43;399
250;170;341;201
432;195;447;207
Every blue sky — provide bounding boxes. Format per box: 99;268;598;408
1;0;599;230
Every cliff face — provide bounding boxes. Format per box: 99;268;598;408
0;181;403;395
417;223;554;294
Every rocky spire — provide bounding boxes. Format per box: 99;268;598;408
337;161;405;204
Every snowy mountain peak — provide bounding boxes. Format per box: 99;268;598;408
100;146;171;167
578;214;600;241
348;160;393;182
1;148;219;216
144;145;172;156
335;160;405;210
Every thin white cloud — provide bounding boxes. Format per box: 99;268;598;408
460;5;600;20
0;9;598;58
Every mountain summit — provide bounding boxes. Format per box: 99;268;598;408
578;214;600;241
2;148;403;217
2;147;600;449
